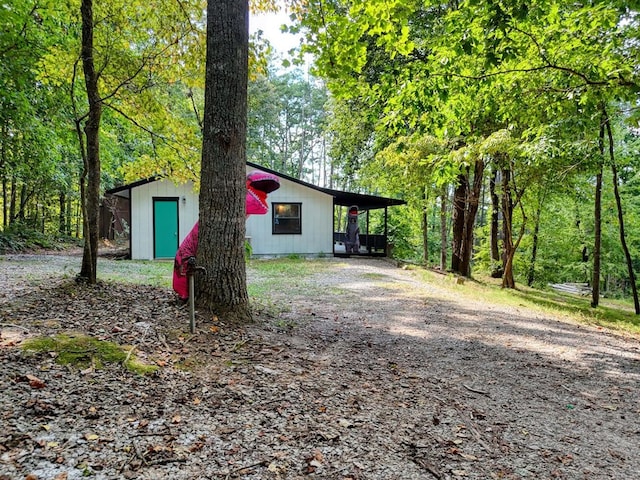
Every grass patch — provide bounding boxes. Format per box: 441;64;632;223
98;259;173;287
416;268;640;335
361;272;388;280
22;333;158;375
247;257;339;298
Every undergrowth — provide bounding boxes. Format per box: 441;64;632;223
22;333;158;375
0;225;82;254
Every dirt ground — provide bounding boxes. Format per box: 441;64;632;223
1;253;639;480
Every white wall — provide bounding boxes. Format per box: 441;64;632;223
129;171;334;259
130;180;198;260
245;173;334;256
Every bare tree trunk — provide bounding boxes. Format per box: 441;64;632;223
459;158;484;277
9;177;16;224
591;118;604;308
9;175;18;225
527;191;544;287
1;123;7;229
451;172;467;274
501;167;515;288
59;191;67;235
421;189;428;265
439;186;448;271
489;168;503;278
604;108;639;314
78;0;102;284
196;0;251;323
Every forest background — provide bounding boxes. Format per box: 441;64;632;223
1;0;639;309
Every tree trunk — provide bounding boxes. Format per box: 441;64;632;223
604;109;639;314
451;172;467;274
591;119;604;308
489;168;503;278
196;0;251;323
439;186;448;271
501;167;515;288
421;189;428;265
78;0;102;284
66;195;73;236
1;123;6;229
59;191;67;235
527;193;543;287
459;158;484;277
9;177;16;224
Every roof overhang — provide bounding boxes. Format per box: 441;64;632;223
104;162;406;210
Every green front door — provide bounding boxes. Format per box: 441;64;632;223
153;198;179;259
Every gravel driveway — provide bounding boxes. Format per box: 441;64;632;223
1;254;639;480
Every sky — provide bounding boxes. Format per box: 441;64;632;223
249;8;300;55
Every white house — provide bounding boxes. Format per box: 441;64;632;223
104;161;405;260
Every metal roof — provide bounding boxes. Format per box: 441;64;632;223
105;161;406;210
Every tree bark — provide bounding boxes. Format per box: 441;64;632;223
439;186;448;271
591;119;604;308
421;189;428;265
501;166;515;288
451;172;467;274
196;0;251;323
604;109;639;314
459;158;484;277
78;0;101;284
527;191;544;287
489;168;503;278
1;122;6;229
59;191;67;235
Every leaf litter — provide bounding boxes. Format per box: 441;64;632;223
1;253;639;479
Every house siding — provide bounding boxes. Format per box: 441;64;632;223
126;167;333;259
130;180;198;260
246;174;333;256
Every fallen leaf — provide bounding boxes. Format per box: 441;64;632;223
54;473;68;480
172;414;182;424
337;418;353;428
85;433;99;441
459;453;478;461
26;374;46;389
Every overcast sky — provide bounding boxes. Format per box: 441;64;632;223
249;8;300;54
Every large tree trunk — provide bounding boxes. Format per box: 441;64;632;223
451;159;484;277
196;0;251;323
591;119;604;308
604;109;639;314
78;0;101;284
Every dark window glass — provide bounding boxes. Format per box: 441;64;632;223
272;203;301;234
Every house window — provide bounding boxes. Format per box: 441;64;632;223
273;202;301;234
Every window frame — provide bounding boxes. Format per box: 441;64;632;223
272;202;302;235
